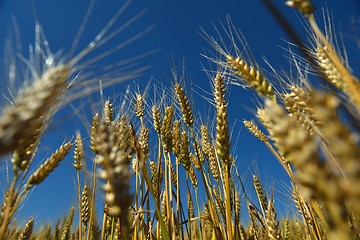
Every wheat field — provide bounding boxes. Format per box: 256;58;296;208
0;0;360;239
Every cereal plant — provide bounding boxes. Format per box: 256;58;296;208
0;0;359;240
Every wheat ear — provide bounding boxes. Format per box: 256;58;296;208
227;55;275;99
0;65;71;155
27;141;73;188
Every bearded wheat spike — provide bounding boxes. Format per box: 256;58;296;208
139;126;150;160
149;161;160;199
27;142;72;188
81;185;90;226
234;191;241;228
161;193;167;223
0;66;71;155
285;87;311;112
166;160;177;188
258;99;320;174
0;0;151;157
200;125;220;181
160;106;174;152
253;175;268;215
187;192;195;220
214;73;231;165
188;193;195;239
243;120;268;142
310;91;360;217
131;157;138;173
103;100;114;125
152;105;161;134
188;164;198;188
283;218;290;240
73;132;84;170
0;189;18;228
18;217;34;240
203;204;213;231
96;116;133;219
60;207;75;240
190;153;201;170
213;187;225;219
265;198;281;240
226;55;275;99
135;93;145;118
259;99;352;238
200;125;211;157
174;83;194;127
149;160;157;176
315;46;346;92
292;189;313;228
283;86;317;135
12;127;41;172
90;113;99;154
180;131;191;172
193;139;205;164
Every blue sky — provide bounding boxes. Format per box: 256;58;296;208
0;0;359;226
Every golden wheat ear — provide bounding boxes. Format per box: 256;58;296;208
95;114;133;221
0;65;71;155
0;0;152;156
18;217;34;240
26;141;73;189
202;17;276;101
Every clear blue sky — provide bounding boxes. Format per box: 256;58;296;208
0;0;359;226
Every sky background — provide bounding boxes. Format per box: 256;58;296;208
0;0;359;227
